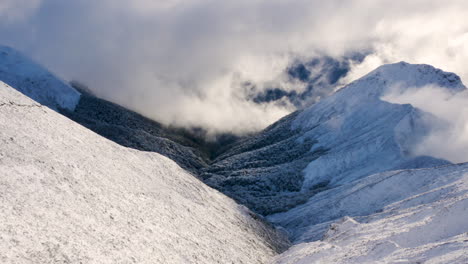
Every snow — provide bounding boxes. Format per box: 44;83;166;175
0;45;80;111
201;62;464;216
1;53;467;263
293;62;464;190
0;81;288;263
267;63;468;263
271;163;468;263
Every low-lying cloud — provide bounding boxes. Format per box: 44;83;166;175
384;85;468;163
0;0;40;22
1;0;468;135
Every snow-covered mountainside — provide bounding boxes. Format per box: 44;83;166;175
271;163;468;263
264;63;468;263
0;82;288;263
294;62;464;190
1;47;467;263
0;45;80;110
61;87;213;174
202;112;326;215
0;45;228;174
204;62;461;215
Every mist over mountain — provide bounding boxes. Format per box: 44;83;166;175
0;46;80;111
1;43;467;263
247;54;367;108
0;81;288;263
2;0;468;134
1;1;468;263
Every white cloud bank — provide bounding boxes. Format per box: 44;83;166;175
1;0;468;134
0;0;41;22
384;86;468;163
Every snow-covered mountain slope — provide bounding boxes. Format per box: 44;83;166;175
295;62;464;190
270;163;468;263
202;112;326;215
61;87;212;174
204;62;461;215
0;45;80;110
0;82;288;263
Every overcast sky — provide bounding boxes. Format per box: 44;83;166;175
1;0;468;134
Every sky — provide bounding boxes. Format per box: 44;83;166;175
1;0;468;135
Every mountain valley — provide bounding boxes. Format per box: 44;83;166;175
1;45;467;263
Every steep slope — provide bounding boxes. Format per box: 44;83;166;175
2;47;467;263
0;46;236;174
204;62;460;215
0;45;80;110
60;88;213;173
271;163;468;263
0;82;288;263
293;62;463;189
202;112;327;215
265;63;468;262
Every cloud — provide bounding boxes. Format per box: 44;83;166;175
343;2;468;84
0;0;41;23
383;85;468;163
1;0;468;134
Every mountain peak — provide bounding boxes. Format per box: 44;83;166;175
363;61;466;93
302;62;467;122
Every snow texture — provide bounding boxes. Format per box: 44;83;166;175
203;112;325;215
0;82;288;263
268;62;468;263
61;89;210;174
0;45;80;111
1;52;467;263
271;163;468;263
268;63;468;263
294;62;464;190
204;62;459;215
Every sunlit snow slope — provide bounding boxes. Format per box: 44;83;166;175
0;45;80;110
294;62;464;189
205;62;461;215
271;163;468;263
0;82;287;263
266;63;468;263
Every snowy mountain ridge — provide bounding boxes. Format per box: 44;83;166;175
0;81;288;263
1;46;467;263
0;45;232;174
203;62;460;216
0;45;80;111
293;62;464;190
267;62;468;263
295;61;464;130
